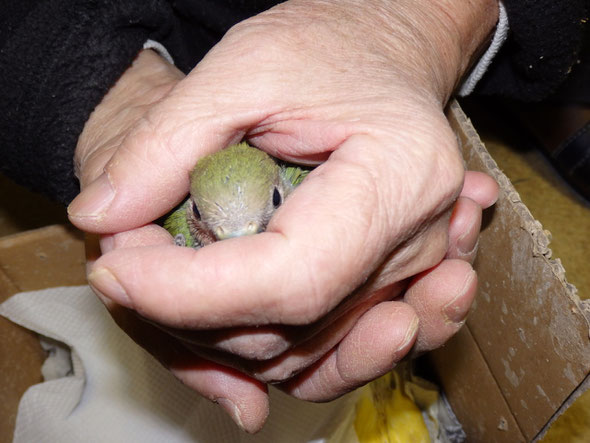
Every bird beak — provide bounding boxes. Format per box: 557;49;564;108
215;222;261;240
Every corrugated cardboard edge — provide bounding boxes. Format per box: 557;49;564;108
450;101;581;303
440;101;590;442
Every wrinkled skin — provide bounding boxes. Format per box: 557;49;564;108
69;0;499;433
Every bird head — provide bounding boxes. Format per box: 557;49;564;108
188;143;287;241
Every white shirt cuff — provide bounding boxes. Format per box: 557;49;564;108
457;1;508;96
143;39;175;65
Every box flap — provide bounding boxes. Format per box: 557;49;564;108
433;102;590;442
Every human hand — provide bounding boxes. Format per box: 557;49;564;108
69;0;499;432
82;171;497;431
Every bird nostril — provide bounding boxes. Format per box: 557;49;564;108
215;226;226;239
247;222;259;234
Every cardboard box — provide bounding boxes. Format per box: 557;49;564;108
0;101;587;442
430;102;589;442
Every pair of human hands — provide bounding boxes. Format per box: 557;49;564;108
68;0;499;433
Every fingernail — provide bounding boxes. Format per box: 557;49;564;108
68;173;114;219
456;216;481;257
88;267;131;308
88;283;115;308
100;235;115;253
217;398;244;430
395;315;419;353
443;270;476;324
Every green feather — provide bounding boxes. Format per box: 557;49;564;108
280;164;310;187
162;200;198;248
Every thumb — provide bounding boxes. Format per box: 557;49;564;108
67;76;259;233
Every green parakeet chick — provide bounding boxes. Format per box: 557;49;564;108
163;142;309;248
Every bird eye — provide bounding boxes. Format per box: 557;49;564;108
272;187;282;207
192;201;201;219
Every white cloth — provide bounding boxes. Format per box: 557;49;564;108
0;286;357;443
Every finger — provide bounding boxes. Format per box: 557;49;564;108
461;171;499;209
162;325;295;361
74;49;185;191
67;105;243;233
446;171;499;263
89;229;270;432
101;301;269;433
446;196;481;263
99;223;174;254
403;259;477;353
163;280;405;369
251;282;406;382
88;223;271;432
281;301;418;401
170;361;269;434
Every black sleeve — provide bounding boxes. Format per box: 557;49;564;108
0;1;178;204
474;0;589;101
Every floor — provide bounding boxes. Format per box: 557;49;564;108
0;99;588;440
